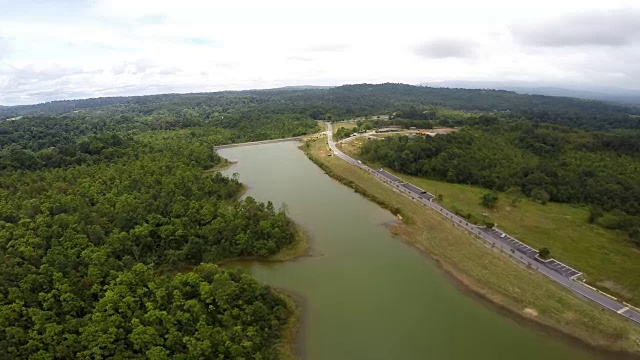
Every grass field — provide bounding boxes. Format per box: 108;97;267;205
332;121;358;133
306;137;640;356
396;173;640;304
338;139;640;305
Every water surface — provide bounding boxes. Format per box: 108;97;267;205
219;141;601;360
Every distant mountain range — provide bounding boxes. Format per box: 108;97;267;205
2;83;638;131
423;81;640;106
272;85;335;91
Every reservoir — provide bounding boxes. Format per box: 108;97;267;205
219;141;601;360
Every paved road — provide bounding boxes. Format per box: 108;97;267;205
325;122;640;325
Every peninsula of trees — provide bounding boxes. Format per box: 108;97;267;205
0;107;315;358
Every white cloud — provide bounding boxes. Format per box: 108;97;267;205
0;0;639;104
512;8;640;47
414;39;477;59
307;44;351;52
0;37;9;61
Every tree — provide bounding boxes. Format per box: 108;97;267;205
588;206;604;224
629;228;640;246
481;192;499;208
505;186;523;206
597;209;630;230
531;188;550;205
538;247;551;259
334;127;352;140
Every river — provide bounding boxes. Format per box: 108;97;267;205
219;141;602;360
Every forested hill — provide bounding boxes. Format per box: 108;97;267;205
2;83;639;131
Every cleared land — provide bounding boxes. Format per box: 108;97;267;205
307;137;640;356
349;115;390;121
332;121;358;133
340;136;640;306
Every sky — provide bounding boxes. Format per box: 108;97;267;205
0;0;638;105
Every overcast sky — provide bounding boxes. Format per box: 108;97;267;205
0;0;638;105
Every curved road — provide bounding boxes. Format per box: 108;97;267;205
325;122;640;325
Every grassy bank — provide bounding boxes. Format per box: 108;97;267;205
306;137;640;356
269;226;311;261
269;228;309;359
204;158;235;173
274;290;301;360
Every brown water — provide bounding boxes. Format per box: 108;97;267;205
219;141;603;360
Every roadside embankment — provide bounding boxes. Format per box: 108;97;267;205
303;137;640;358
300;140;407;223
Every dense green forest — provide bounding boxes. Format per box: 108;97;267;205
2;84;639;131
0;108;313;357
359;116;640;244
0;110;318;172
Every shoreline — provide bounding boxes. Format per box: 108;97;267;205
204;158;237;173
303;137;640;359
216;149;314;360
217;225;312;266
218;225;312;359
273;289;306;360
